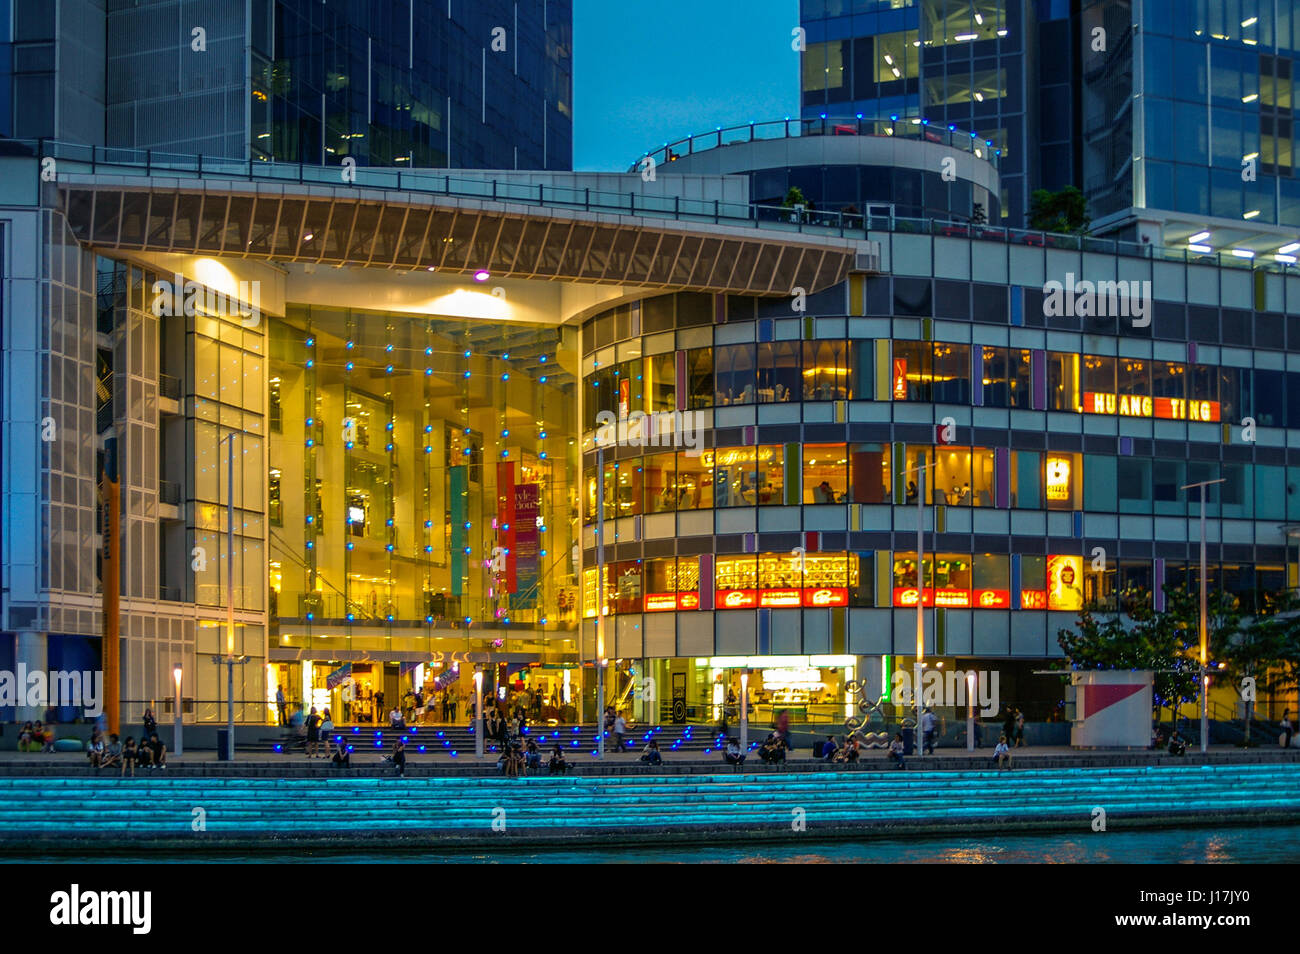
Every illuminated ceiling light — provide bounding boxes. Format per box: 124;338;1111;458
1278;242;1300;254
883;54;894;65
426;265;436;272
1242;93;1259;103
1187;243;1212;253
473;269;490;281
891;66;901;77
974;92;984;102
302;232;314;242
1188;231;1211;244
997;29;1008;36
974;12;984;24
1243;152;1259;161
955;33;978;41
1275;254;1298;264
1243;209;1261;219
1230;248;1255;258
1242;16;1258;27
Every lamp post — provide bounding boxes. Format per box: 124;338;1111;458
966;670;976;752
740;669;750;754
172;664;183;757
217;431;243;761
902;457;930;756
1180;477;1226;755
594;444;607;759
474;666;484;759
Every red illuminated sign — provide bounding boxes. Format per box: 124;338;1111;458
1084;392;1220;422
645;592;701;612
759;588;803;608
892;588;1010;609
803;587;849;607
893;358;908;400
718;589;758;609
1021;590;1047;609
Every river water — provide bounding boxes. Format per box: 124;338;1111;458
13;823;1300;863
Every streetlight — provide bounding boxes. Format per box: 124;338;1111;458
215;431;245;761
473;666;484;759
740;669;750;754
594;444;607;759
966;670;976;752
1181;477;1226;754
172;664;183;757
901;457;931;756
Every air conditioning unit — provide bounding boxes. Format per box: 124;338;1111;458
853;247;881;272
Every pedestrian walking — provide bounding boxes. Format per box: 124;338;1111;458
1014;708;1026;747
1282;709;1294;749
613;711;628;752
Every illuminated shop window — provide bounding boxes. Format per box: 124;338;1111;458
803;444;849;504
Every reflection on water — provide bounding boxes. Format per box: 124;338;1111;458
15;824;1300;864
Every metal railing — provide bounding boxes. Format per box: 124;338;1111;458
629;116;1002;174
5;137;1295;274
159;373;181;401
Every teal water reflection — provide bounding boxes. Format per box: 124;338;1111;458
13;824;1300;863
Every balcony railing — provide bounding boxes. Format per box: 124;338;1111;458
5;137;1295;275
159;480;181;506
159;373;181;401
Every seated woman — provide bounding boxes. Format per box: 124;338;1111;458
17;722;35;752
639;740;663;766
547;743;568;775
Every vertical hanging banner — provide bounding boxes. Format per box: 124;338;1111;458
450;465;466;596
496;461;517;593
514;484;540;607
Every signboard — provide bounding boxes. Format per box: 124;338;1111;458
714;588;849;609
644;592;701;612
514;484;539;607
892;588;1011;608
1083;392;1220;422
325;663;352;690
1047;554;1083;611
893;358;908;400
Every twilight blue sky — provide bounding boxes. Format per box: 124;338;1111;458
572;0;801;171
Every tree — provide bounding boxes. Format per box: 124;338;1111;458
1212;589;1300;745
1028;185;1090;234
1056;586;1200;721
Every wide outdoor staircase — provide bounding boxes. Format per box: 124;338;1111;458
2;763;1298;847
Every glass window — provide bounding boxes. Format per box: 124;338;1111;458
1252;368;1285;427
803;340;850;401
644;452;676;513
850;443;890;503
892;340;931;401
1116;357;1149;398
973;553;1010;607
1020;554;1047;608
1255;464;1286;520
756;445;785;505
716;555;758;606
981;346;1031;407
933;445;972;505
647;352;675;414
931;342;970;404
612;458;642;517
612;560;642;614
1083;354;1115;400
1046;350;1080;411
1117;458;1152;514
675;452;713;509
1045;452;1080;510
756;341;800;402
804;444;848;503
903;445;936;505
1152;458;1186;515
1151;360;1186;401
714;343;756;406
1012;450;1041;509
713;446;757;508
686;348;713;409
1221;462;1252;518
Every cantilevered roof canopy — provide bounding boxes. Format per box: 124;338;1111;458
58;177;862;295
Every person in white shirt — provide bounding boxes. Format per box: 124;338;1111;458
888;732;905;769
612;711;628;752
921;707;938;755
993;734;1012;770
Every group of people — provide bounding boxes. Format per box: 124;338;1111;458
1151;726;1189;756
16;721;55;753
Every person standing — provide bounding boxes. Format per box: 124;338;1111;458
921;707;938;755
1282;709;1294;749
305;705;321;758
319;708;335;758
142;707;157;742
374;691;385;725
613;710;628;753
1014;708;1026;748
275;685;287;727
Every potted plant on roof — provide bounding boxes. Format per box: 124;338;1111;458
782;186;810;224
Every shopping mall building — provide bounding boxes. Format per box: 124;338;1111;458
3;115;1299;729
